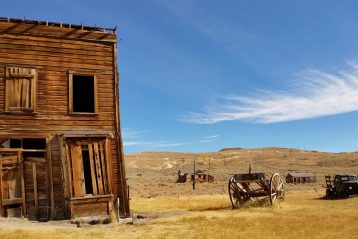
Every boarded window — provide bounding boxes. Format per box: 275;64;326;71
66;140;110;197
5;67;37;113
69;73;98;114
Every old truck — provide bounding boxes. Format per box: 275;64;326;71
325;173;358;198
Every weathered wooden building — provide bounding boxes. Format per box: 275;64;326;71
286;172;316;184
0;17;129;220
177;170;214;183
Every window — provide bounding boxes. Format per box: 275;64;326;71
5;66;37;113
68;72;98;114
66;139;111;197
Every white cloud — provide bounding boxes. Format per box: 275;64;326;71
198;135;219;143
182;63;358;124
122;128;187;148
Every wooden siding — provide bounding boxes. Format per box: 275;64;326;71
0;34;117;133
0;21;129;218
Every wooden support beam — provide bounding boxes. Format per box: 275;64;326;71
46;137;54;220
105;139;113;194
0;154;3;217
32;163;38;219
99;142;108;194
64;144;73;197
60;137;70;218
20;152;26;217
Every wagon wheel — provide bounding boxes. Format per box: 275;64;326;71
228;177;247;209
269;173;285;205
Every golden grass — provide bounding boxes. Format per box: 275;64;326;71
1;190;358;239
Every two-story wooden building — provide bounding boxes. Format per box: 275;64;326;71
0;17;129;220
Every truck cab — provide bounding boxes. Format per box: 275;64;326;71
326;173;358;198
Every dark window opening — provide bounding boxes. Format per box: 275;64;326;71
9;139;21;148
6;138;46;149
23;138;46;149
81;149;93;194
73;75;95;113
23;152;45;158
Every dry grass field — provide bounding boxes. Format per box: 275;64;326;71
0;148;358;239
0;191;357;239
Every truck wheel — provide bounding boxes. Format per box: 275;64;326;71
326;189;332;197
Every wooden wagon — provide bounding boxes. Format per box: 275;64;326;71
228;172;285;208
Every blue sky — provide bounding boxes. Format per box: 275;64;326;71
3;1;358;153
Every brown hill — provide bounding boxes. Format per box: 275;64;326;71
125;147;358;198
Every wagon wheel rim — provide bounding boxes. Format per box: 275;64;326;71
269;173;285;205
228;177;246;209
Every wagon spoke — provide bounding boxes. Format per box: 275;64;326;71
269;173;285;205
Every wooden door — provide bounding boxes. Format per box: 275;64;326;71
0;151;25;218
66;140;111;198
24;157;48;220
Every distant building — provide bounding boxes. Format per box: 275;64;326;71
286;172;316;184
177;170;214;183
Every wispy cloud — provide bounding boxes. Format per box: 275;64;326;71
122;128;187;148
182;63;358;124
198;135;219;143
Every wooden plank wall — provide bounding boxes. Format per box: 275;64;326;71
0;33;116;133
50;136;65;219
0;22;128;218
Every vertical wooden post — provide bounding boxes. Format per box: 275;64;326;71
46;137;55;220
68;72;73;113
32;163;38;219
113;41;129;216
94;75;98;113
19;151;25;217
0;154;3;217
105;139;113;194
99;142;108;194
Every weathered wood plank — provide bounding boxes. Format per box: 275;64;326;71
93;143;103;195
88;144;97;195
0;58;112;71
32;163;38;218
0;22;116;42
0;52;113;67
0;45;113;61
0;154;3;216
46;138;55;219
99;142;108;194
0;34;113;50
69;144;85;197
105;139;113;194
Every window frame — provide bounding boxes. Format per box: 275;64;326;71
4;66;38;114
68;71;98;116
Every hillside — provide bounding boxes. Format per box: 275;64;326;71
125;147;358;198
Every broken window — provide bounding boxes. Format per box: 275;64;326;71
66;139;110;197
5;66;38;113
69;73;98;114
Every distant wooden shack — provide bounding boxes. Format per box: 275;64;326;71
286;172;316;184
0;17;129;220
177;170;214;183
